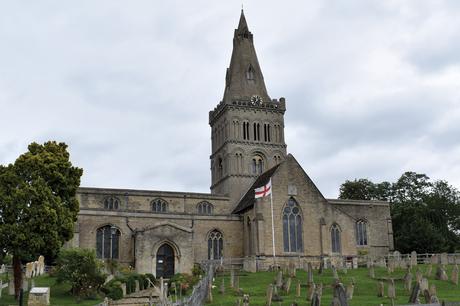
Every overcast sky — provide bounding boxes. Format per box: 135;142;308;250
1;1;459;198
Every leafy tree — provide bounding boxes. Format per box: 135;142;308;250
339;171;460;253
55;248;106;298
0;141;83;298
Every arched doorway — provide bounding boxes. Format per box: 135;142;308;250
156;244;175;278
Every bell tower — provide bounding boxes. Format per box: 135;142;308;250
209;10;287;205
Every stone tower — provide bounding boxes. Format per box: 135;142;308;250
209;10;287;205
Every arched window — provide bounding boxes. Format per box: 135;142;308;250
331;224;341;253
273;155;282;165
197;201;214;215
251;155;264;175
246;65;255;80
96;225;120;259
151;198;168;213
282;198;303;252
208;230;223;260
104;197;120;210
253;123;260;141
356;220;368;246
264;123;271;142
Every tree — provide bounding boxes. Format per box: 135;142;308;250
0;141;83;298
338;171;460;253
55;248;106;298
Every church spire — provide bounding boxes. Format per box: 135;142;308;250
223;10;271;103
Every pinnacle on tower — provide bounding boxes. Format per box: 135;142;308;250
223;10;271;103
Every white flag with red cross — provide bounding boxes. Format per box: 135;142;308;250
255;179;272;198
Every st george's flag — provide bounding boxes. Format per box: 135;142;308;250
255;179;272;198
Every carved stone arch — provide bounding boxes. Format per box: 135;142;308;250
249;150;267;175
330;222;342;232
152;239;180;278
206;228;224;260
280;197;304;219
91;223;124;236
151;239;181;258
102;196;121;210
330;223;342;253
281;197;303;253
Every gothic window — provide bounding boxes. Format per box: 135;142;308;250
331;224;342;253
104;197;120;210
208;230;223;260
253;123;260;141
151;198;168;213
243;121;250;140
235;153;243;173
197;201;214;215
246;65;255;80
251;155;264;175
356;220;368;246
282;198;303;252
264;123;271;142
96;225;120;259
274;155;282;165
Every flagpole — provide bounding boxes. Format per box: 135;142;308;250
269;179;276;265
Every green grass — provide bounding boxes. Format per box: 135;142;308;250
0;275;103;306
209;265;460;305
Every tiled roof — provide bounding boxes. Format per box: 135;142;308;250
232;164;281;214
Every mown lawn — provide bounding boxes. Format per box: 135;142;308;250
0;275;103;306
209;265;460;305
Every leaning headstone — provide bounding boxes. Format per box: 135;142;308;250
284;277;292;294
435;266;448;281
346;282;354;300
266;284;273;306
332;283;348;306
317;283;323;298
307;283;316;301
403;272;413;291
28;287;50;306
377;281;384;297
440;253;448;265
410;251;417;266
296;281;301;297
408;281;421;304
423;289;431;303
307;262;314;284
387;279;396;299
451;264;459;285
311;292;320;306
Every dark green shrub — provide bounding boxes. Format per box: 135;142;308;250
145;273;156;285
192;263;204;277
55;248;106;298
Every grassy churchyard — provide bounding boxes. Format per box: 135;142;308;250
0;275;103;306
208;265;460;305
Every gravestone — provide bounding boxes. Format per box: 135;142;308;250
346;282;354;300
403;272;412;291
219;278;225;294
311;292;320;306
307;283;316;301
430;295;440;303
332;283;348;306
28;287;50;306
435;266;448;281
423;289;431;304
332;266;339;280
135;280;140;292
38;255;45;275
317;283;323;297
352;257;358;269
387;259;394;274
121;283;126;296
230;269;235;288
410;251;417;266
235;275;240;290
307;263;314;284
440;253;448;265
8;276;14;295
388;279;396;299
276;270;283;288
431;254;438;264
289;261;296;277
242;294;249;306
284;277;292;294
272;285;282;302
296;281;301;297
420;277;429;292
26;262;33;279
451;264;459;285
368;265;375;279
266;284;273;306
207;282;213;303
408;281;421;304
426;264;433;277
429;283;437;296
415;270;423;283
377;281;384;297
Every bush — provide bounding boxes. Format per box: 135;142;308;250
192;263;204;277
169;273;199;295
101;280;124;300
145;273;156;286
55;248;106;298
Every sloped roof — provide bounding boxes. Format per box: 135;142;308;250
232;164;281;214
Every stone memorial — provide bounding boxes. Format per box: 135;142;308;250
368;265;375;279
38;255;45;275
28;287;50;306
332;266;339;280
431;254;438;264
415;270;422;283
284;277;292;294
307;263;314;284
420;277;429;292
408;281;421;304
332;283;348;306
451;264;459;285
352;257;358;269
429;283;437;296
410;251;417;266
230;269;235;288
219;278;225;294
377;281;384;297
440;253;448;265
266;284;273;306
311;292;320;306
387;279;396;299
296;281;301;297
346;282;354;300
242;294;249;306
307;283;316;301
435;266;448;281
403;272;412;291
426;264;432;277
121;283;126;296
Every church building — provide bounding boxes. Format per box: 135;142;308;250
70;11;394;277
